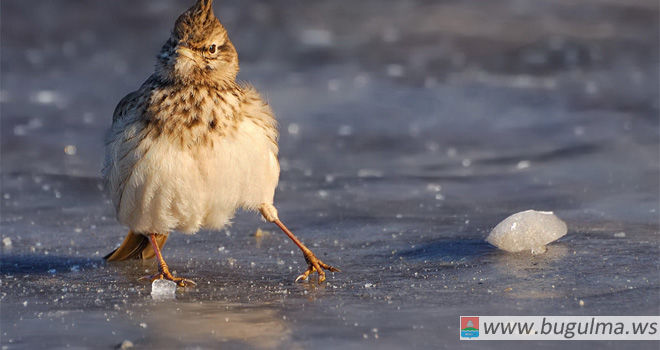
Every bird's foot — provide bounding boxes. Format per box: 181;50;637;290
139;272;196;288
295;250;340;284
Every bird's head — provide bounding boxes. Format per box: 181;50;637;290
156;0;239;85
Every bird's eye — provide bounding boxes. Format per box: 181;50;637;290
208;44;217;54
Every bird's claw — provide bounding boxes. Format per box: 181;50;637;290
295;251;340;284
139;273;197;288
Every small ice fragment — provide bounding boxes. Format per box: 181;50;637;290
139;322;148;328
287;123;300;135
151;279;176;300
64;145;77;156
32;90;58;105
614;232;626;238
579;300;585;307
364;283;373;288
48;269;56;274
486;210;567;254
118;340;134;349
22;301;28;307
2;237;12;247
70;265;80;272
516;160;531;169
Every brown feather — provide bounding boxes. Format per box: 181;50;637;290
104;231;168;261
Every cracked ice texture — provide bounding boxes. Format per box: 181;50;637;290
486;210;567;254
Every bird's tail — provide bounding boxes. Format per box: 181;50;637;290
104;231;168;261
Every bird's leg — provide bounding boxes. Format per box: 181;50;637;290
260;204;340;284
138;233;196;287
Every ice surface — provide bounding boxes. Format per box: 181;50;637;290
1;0;658;349
486;210;567;253
151;279;177;300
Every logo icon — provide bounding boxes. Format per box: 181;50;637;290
460;316;480;338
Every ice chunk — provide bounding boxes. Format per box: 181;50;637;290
2;237;12;247
151;279;176;300
486;210;567;254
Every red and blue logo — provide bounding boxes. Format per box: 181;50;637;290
460;316;480;338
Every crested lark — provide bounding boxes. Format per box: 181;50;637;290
103;0;339;286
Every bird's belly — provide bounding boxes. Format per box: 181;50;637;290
111;120;279;234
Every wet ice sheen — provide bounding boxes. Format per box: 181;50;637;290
486;210;567;254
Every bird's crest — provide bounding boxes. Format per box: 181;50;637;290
173;0;225;45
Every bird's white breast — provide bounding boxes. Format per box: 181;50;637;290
106;116;279;234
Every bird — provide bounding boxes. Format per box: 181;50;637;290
103;0;339;287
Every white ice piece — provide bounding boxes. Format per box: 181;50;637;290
151;279;177;300
486;210;567;254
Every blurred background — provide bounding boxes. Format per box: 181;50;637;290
1;1;658;349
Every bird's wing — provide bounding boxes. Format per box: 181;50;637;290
239;83;279;155
112;91;141;124
112;75;159;124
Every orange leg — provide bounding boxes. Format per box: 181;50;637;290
273;219;340;284
138;233;196;287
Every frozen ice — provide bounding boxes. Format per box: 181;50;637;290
118;340;134;349
386;64;404;77
299;29;333;47
31;90;58;105
337;125;353;136
516;160;531;169
1;1;657;349
64;145;77;156
357;169;383;178
486;210;567;254
151;279;176;300
2;237;12;247
287;123;300;135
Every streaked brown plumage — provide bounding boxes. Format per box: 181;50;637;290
104;0;338;286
